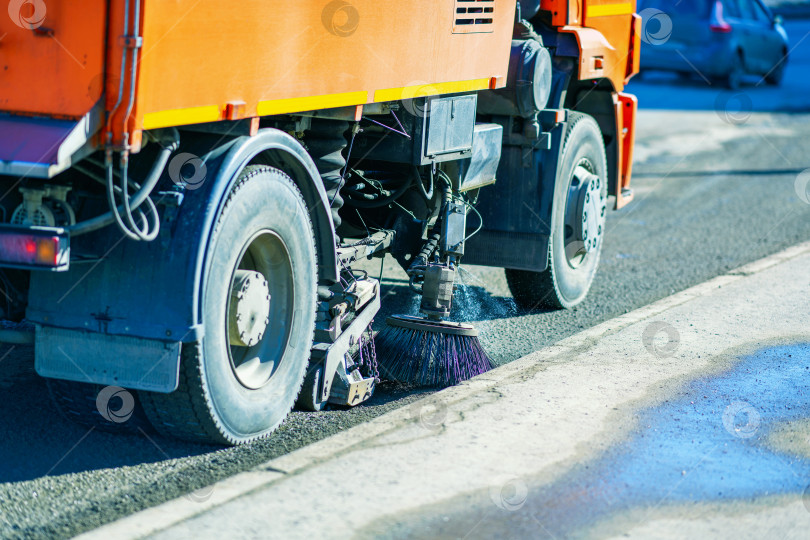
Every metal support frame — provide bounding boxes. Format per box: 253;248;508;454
337;230;395;267
311;281;381;403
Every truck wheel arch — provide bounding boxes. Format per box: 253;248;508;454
566;81;618;194
28;127;338;351
243;131;339;283
566;77;635;209
186;127;340;328
537;25;633;209
200;130;335;256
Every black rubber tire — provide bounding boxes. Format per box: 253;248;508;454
506;112;608;311
295;363;328;412
765;54;786;86
46;379;153;434
140;166;318;445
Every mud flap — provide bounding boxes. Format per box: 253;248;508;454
615;92;637;209
35;326;180;393
463;121;566;272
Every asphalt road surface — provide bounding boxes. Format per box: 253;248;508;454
2;19;810;540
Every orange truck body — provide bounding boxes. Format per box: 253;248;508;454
0;0;637;199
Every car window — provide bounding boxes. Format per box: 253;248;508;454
751;0;771;23
736;0;755;19
723;0;742;18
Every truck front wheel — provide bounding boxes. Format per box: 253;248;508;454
506;112;608;310
140;166;318;445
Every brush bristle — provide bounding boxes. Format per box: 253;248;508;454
375;324;494;387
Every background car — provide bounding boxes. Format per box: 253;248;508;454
639;0;789;88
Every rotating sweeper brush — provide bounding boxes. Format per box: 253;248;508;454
377;315;492;387
376;193;493;388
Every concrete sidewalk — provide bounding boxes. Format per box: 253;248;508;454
80;242;810;540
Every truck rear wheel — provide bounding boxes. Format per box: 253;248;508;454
140;166;318;445
506;112;607;310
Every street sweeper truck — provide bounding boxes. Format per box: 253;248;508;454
0;0;639;444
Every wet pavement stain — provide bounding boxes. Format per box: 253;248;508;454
595;343;810;506
383;342;810;539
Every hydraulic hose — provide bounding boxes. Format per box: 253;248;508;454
119;152;160;241
115;0;151;239
406;232;441;293
68;130;179;237
414;166;434;203
344;169;414;209
437;169;453;205
105;149;144;241
406;172;454;292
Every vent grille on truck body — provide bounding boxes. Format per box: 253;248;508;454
453;0;495;33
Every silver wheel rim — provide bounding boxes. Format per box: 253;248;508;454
226;230;294;389
564;158;606;269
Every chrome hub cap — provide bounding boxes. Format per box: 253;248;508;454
564;161;606;268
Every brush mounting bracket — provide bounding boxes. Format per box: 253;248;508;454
441;198;467;257
420;263;456;320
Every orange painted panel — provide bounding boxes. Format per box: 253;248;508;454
626;12;642;83
560;2;637;90
614;91;636;209
0;0;107;119
540;0;582;26
582;0;637;90
131;0;516;135
540;1;638;91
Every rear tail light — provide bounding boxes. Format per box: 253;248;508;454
0;226;69;271
710;0;732;33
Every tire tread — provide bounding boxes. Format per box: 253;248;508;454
140;165;317;445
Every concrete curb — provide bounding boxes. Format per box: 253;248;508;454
75;240;810;540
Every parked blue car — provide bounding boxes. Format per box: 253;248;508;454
639;0;789;88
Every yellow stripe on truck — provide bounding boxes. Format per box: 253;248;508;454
257;91;369;116
142;79;494;130
143;105;222;130
374;78;491;102
586;2;634;18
